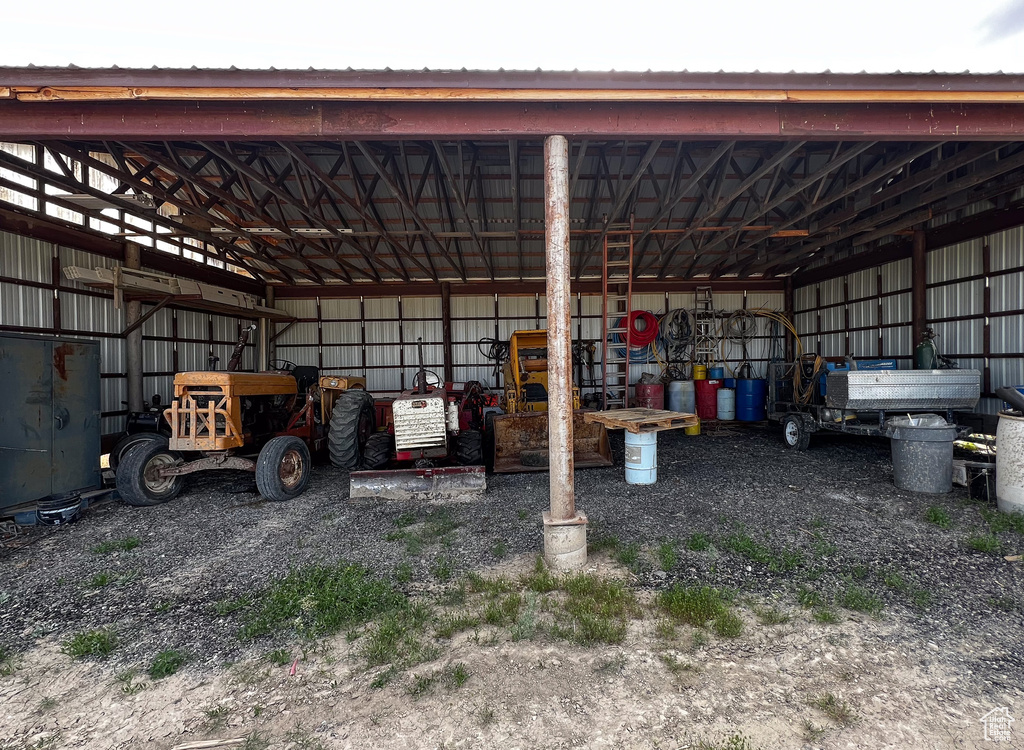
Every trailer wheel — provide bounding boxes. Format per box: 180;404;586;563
256;436;311;501
361;432;393;470
116;440;184;506
329;390;375;469
457;429;484;466
109;432;168;472
782;415;811;451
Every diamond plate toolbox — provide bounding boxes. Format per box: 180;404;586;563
825;370;981;411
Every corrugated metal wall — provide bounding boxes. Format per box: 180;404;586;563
0;230;252;436
794;226;1024;415
274;289;785;396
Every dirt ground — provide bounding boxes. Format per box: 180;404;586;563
1;424;1021;749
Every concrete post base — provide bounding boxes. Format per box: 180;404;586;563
543;511;588;571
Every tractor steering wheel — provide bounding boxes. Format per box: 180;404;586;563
412;369;442;391
269;359;298;372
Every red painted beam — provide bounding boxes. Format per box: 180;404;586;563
1;101;1024;140
272;277;784;299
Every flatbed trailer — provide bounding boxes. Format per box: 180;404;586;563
766;361;981;450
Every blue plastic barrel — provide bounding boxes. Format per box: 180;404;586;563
736;379;767;422
724;377;736;388
624;431;657;485
709;366;725;379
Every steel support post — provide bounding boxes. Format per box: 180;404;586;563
124;244;144;413
441;281;454;383
542;134;587;570
784;277;795;363
257;286;275;371
912;229;927;346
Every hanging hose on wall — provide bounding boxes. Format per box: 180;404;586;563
611;311;663;364
659;308;695;364
721;309;758;378
477;337;510;387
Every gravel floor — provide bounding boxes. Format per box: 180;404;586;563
1;423;1021;696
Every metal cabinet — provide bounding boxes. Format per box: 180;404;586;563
0;333;101;512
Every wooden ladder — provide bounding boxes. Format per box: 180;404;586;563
601;218;635;410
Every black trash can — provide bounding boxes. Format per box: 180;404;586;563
884;414;956;494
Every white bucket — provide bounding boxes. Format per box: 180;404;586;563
717;388;736;421
624;431;657;485
996;411;1024;516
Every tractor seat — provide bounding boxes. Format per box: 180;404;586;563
524;382;548;403
291;366;320;394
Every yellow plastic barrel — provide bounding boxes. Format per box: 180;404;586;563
693;364;707;380
684;419;701;436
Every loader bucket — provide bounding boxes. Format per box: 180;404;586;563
491;410;613;474
349;466;486;502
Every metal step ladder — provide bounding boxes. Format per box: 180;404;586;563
601;218;635;410
693;285;716;372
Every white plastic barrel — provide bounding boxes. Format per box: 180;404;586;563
717;388;736;421
667;380;696;414
996;411;1024;516
624;431;657;485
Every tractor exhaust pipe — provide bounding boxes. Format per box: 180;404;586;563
417;337;428;395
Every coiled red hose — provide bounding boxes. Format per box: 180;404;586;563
626;310;659;347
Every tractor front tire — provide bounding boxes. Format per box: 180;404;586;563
109;432;168;472
329;390;376;469
361;432;393;470
256;436;311;501
457;429;484;466
116;440;184;507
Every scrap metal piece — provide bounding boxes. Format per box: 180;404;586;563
491;411;612;474
348;466;486;502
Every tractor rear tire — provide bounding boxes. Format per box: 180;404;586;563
329;390;375;469
116;440;184;507
256;436;311;501
457;429;484;466
361;432;393;470
109;432;168;472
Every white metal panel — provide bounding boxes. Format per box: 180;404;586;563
176;310;208;341
711;292;743;312
1;282;52;329
0;231;52;283
143;339;173;374
452;295;493;318
367;367;401;394
498;295;535;318
881;258;912;293
211;314;240;343
276;298;318;318
176;343;209;372
882;325;912;358
794;285;815;312
794;311;816;339
276;321;318;346
817;277;843;307
990;356;1024;391
453;317;492;343
928;239;983;284
849;329;879;358
989;226;1024;273
821;333;844;357
403;296;442;319
579;295;602;315
366;339;400;371
498;318;538;339
98;336;124;375
142;306;172;338
927;279;983;320
365;319;399;349
632;293;666;313
144;375;174;404
745;291;783;312
932;318;983;356
321;345;362;369
667;292;696;310
881;292;911;325
364;297;399;319
990;271;1024;314
820;305;843;333
990;314;1024;356
60;291;119;334
321;321;361;345
320;298;361;319
846;268;876;301
403;319;442;343
848;299;878;329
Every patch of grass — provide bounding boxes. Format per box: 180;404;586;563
722;531;774;566
686;532;712;552
491;540;508;558
754;605;791;626
213;596;250;617
654;618;677;640
438;581;466;606
362;604;436;669
980;507;1024;535
522;556;560;593
812;533;837;557
838;584;883;616
556;574;638;646
241;729;271;750
988;596;1016;612
658;585;729;627
796;586;823;608
925;505;952;529
153;600;173;614
587;530;620;555
283;726;327;750
967;533;1001;555
659;652;697;675
690;630;709;650
712;610;744;638
849;564;870;581
430;556;454;583
0;647;17;676
407;662;470;698
771;547;805;573
447;662;470;687
466;573;516;596
266;648;291;666
87;572;113;589
92;536;141;554
910;588;933;610
37;696;58;712
802;719;827;742
883;570;906;591
370;665;399;689
594;653;627;674
484;593;522;626
812;608;840;624
115;668;146;695
434;612;480;639
240;562;406;640
393;511;417;529
510;594;540;641
63;629;117;659
810;692;858;726
394;561;413;584
656;541;678;571
616;542;641;571
202;703;231;729
695;734;757;750
478;705;496;726
148;649;186;679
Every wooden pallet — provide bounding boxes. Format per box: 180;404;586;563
583;408;699;434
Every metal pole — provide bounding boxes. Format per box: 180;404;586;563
257;286;274;371
124;244;144;413
912;229;927;347
441;281;454;383
542;135;587;570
